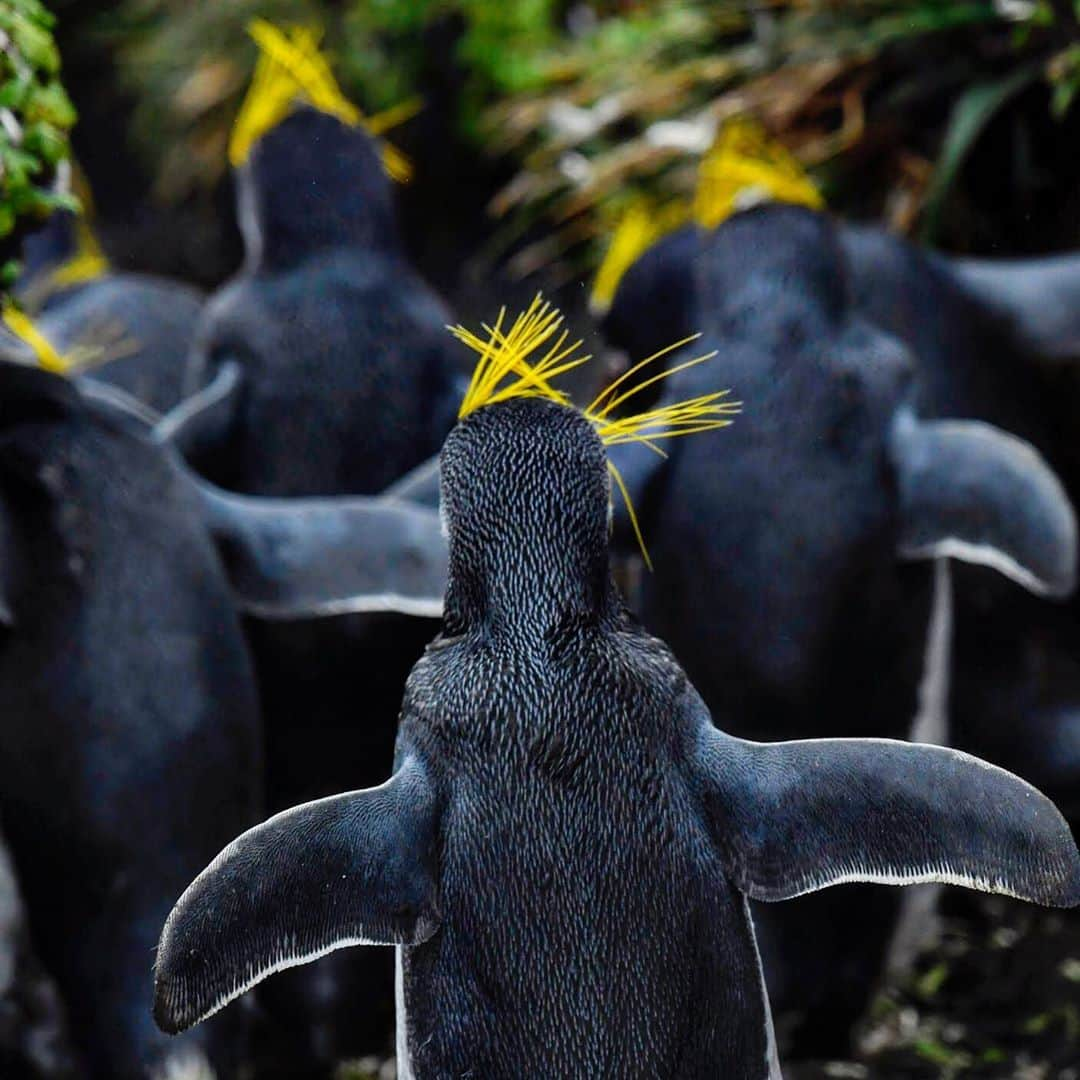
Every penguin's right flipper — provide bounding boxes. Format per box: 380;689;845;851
188;472;448;619
154;360;243;463
693;720;1080;908
153;756;441;1035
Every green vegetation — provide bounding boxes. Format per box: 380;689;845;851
0;0;75;283
94;1;1080;278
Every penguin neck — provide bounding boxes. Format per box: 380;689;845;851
236;161;399;274
445;536;618;648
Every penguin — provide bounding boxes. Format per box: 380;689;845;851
178;104;465;497
594;205;1078;1054
152;300;1080;1078
0;335;451;1077
19;209;205;413
838;226;1080;823
0;346;262;1079
157;32;465;1055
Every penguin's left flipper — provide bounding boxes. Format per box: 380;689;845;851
188;469;448;619
693;719;1080;908
890;409;1077;597
153;756;441;1035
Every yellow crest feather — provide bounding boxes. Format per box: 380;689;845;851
591;117;821;315
449;294;740;569
228;20;416;182
2;300;70;374
590;200;689;316
49;218;109;289
693;116;822;229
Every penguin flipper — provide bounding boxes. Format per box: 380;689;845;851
189;472;447;619
383;454;441;510
890;409;1076;597
951;252;1080;360
154;360;243;464
693;721;1080;907
153;757;440;1035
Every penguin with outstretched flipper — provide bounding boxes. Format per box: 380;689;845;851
153;299;1080;1079
597;205;1079;1051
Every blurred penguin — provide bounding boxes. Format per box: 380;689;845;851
177;22;465;497
19;198;203;414
0;328;262;1079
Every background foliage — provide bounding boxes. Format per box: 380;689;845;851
0;0;75;282
58;0;1080;287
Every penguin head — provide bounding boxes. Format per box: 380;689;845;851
438;295;737;639
696;204;848;343
440;396;614;639
238;107;399;272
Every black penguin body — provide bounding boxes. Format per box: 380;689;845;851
641;208;931;745
186;107;464;497
375;399;775;1077
152;392;1080;1080
607;205;1078;1052
0;823;80;1079
194;247;456;494
398;642;769;1077
0;366;261;1078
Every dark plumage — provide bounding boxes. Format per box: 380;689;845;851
181;107;464;496
0;361;261;1078
602;205;1077;1049
840;226;1080;821
153;394;1080;1079
600;223;701;394
0;825;79;1078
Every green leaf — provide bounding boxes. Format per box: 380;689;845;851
920;65;1039;242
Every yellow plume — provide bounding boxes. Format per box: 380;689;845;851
49;218;109;289
694;116;822;229
590;117;822;313
590;200;689;316
2;301;70;374
449;294;739;569
229;20;416;182
452;294;586;419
